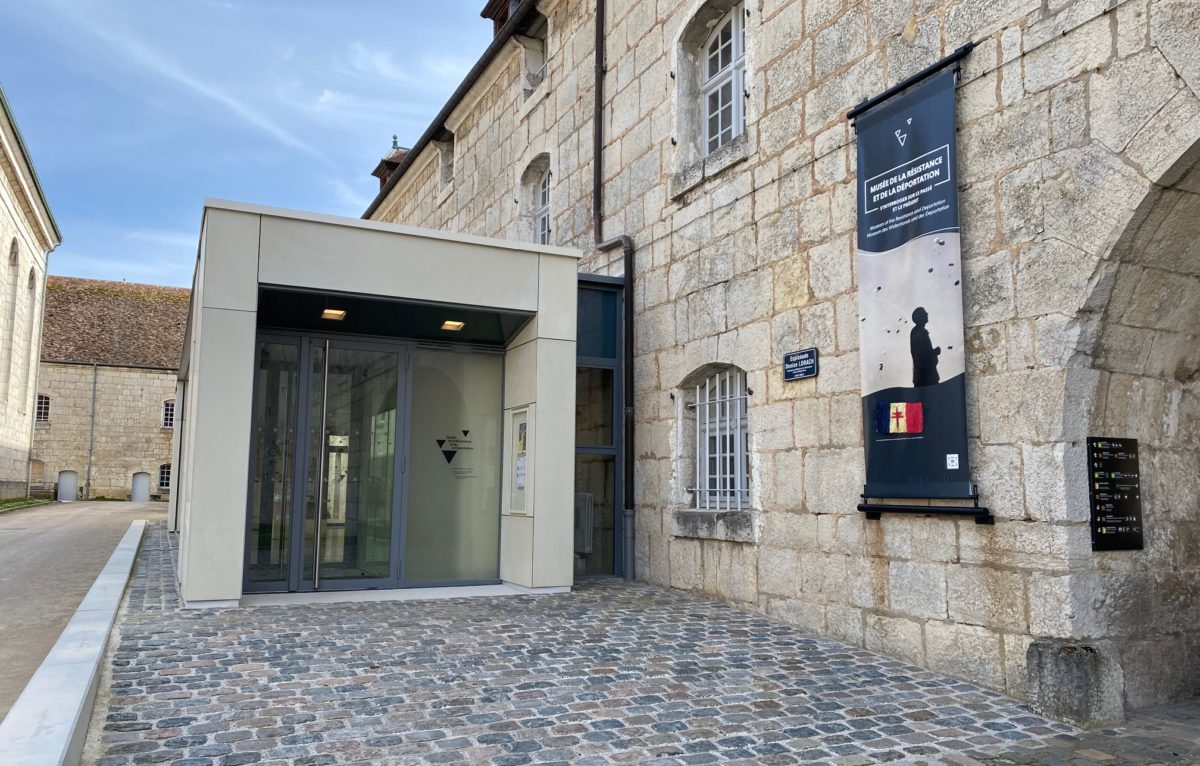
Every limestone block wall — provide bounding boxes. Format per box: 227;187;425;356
0;157;48;498
32;362;177;499
369;0;1200;708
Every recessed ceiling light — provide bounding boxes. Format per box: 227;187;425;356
441;320;465;331
321;308;347;321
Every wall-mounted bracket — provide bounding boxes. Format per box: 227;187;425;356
858;485;993;524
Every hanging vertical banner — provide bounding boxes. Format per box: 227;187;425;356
854;66;972;499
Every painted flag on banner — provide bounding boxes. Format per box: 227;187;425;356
872;402;924;434
888;402;923;433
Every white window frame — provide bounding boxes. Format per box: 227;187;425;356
158;463;171;490
535;169;551;245
35;393;49;423
701;4;746;156
162;398;175;429
688;368;749;510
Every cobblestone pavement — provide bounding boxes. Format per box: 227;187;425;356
974;703;1200;766
87;524;1198;766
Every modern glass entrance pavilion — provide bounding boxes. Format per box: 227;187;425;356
168;200;579;607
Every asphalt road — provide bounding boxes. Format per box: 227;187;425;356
0;500;165;722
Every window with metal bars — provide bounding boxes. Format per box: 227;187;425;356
687;367;750;509
701;4;745;155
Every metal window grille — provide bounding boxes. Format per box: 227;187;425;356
158;463;171;490
687;368;750;509
536;169;551;245
162;399;175;429
701;4;746;155
35;393;49;423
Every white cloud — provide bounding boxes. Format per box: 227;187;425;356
328;178;375;217
124;228;199;251
344;43;475;93
46;1;330;164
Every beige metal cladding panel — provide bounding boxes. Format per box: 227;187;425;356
256;215;541;313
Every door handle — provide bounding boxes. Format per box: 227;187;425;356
313;339;330;589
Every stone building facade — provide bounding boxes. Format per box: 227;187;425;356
32;277;188;500
362;0;1199;717
0;85;60;498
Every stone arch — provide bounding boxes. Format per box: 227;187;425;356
671;0;750;173
2;240;18;401
1050;89;1200;708
673;362;752;508
518;152;551;243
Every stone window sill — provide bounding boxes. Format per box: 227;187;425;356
517;78;549;122
669;134;751;200
671;507;757;543
437;182;455;206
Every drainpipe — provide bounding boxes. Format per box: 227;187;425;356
85;362;97;500
594;0;637;582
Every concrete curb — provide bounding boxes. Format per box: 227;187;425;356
0;519;146;766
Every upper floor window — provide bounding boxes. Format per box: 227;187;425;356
35;393;49;423
162;398;175;429
520;153;552;244
515;11;548;95
159;463;171;490
434;133;455;189
702;4;746;155
536;169;551;245
686;366;749;510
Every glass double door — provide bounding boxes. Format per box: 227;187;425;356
246;335;407;592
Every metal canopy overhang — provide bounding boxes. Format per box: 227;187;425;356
256;286;533;346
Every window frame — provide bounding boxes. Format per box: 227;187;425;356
535;168;551;245
700;4;746;156
687;367;750;510
158;463;171;490
162;398;176;429
35;393;50;423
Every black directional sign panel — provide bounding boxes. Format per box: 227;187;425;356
1087;437;1144;551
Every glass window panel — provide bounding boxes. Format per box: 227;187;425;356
405;348;503;583
303;345;399;583
246;340;300;588
577;288;618;359
576;367;614;446
574;454;616;576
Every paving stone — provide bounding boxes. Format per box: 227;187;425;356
88;524;1200;766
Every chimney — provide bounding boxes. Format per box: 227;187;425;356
371;135;410;190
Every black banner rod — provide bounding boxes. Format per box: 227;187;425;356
847;42;975;123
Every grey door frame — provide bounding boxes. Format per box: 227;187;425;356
289;333;411;592
576;274;626;578
242;330;412;593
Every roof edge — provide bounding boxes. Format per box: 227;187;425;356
205;197;581;259
361;0;541;220
0;84;62;246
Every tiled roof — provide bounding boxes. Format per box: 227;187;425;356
41;277;190;369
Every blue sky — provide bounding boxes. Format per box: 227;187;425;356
0;0;492;286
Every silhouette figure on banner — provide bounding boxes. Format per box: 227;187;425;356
910;306;940;387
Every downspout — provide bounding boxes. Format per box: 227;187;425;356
85;362;97;500
594;0;637;582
